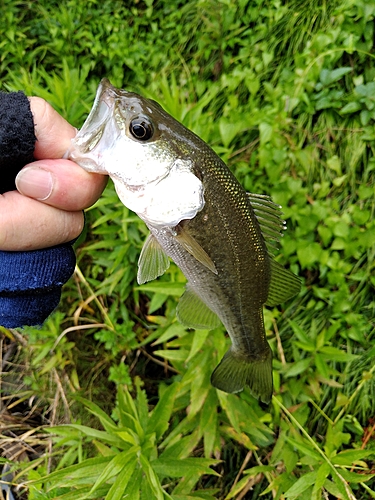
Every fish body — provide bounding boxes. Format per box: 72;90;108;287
68;78;300;404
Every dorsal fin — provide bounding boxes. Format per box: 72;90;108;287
247;193;301;305
247;193;286;254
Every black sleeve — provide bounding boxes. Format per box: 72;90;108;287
0;91;37;193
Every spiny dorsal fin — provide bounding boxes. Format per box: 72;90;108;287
177;286;221;330
137;234;170;285
266;259;301;306
247;193;286;254
175;226;218;275
247;193;301;304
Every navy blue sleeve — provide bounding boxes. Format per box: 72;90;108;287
0;91;76;328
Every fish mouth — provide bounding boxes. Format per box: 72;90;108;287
68;79;133;171
73;79;117;153
71;79;152;156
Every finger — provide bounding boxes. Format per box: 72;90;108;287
0;191;84;251
16;159;108;211
28;96;77;159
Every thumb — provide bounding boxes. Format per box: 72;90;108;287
29;96;77;159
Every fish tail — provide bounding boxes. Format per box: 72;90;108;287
210;347;273;404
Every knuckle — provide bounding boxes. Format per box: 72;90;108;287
0;194;16;250
62;211;84;242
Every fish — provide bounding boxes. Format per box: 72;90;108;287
67;78;301;404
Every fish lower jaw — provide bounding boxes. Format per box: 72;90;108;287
72;156;106;174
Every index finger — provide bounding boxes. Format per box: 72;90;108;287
29;96;76;159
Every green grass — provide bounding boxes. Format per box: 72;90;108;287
1;0;375;498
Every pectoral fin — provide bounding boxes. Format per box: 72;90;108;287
137;234;170;285
265;260;301;306
175;227;217;274
177;286;220;329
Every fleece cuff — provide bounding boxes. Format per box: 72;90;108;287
0;91;36;193
0;244;76;328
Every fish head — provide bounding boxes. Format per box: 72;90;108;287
67;78;204;227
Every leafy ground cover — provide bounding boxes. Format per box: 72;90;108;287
1;0;375;498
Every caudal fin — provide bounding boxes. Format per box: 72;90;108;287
210;348;273;404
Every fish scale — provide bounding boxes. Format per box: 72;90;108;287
67;78;301;404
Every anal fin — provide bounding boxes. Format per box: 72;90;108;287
177;286;221;330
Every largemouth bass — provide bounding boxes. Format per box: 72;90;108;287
67;78;300;404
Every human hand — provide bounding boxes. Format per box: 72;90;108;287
0;97;107;251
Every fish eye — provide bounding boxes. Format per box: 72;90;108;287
129;117;154;141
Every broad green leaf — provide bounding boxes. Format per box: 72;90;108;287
297;242;322;267
50;425;121;447
115;429;140;446
259;122;273;144
244;465;275;475
314;353;329;378
52;485;112;500
284;358;311;378
283;444;299;474
186;329;210;362
152;457;220;478
284;471;317;498
149;293;169;314
311;462;331;500
331;470;355;500
137;282;185;297
320;67;352;86
319;346;358;362
154;349;189;362
200;390;219;457
117;386;140;425
219;118;244;147
189;353;211;417
285;436;321;462
42;457;113;490
340;101;362;114
333;449;374;466
339;469;375;483
139;454;168;500
288;320;314;345
148;382;179;440
87;447;140;495
123;467;143;499
74;396;117;433
173;494;218;500
217;392;241;434
153;322;188;346
106;457;138;500
135;379;149;431
225;475;255;499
